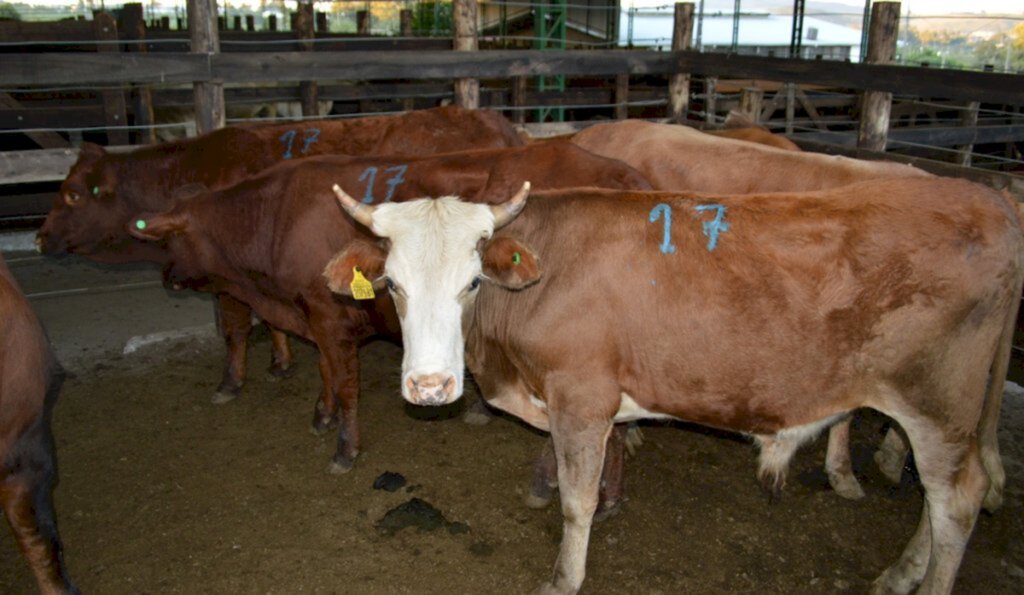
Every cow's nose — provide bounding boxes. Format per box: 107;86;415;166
405;373;456;406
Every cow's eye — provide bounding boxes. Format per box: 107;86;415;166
64;192;80;206
384;277;396;292
468;277;481;291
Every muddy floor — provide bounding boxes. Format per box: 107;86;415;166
1;323;1023;594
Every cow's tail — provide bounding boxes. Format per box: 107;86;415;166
978;232;1024;512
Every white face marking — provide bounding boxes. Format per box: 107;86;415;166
369;197;496;406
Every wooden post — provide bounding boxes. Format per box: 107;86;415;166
246;15;255;31
400;9;413;37
453;0;479;109
188;0;224;134
956;101;980;167
704;77;717;125
296;2;319;118
615;74;629;120
357;11;370;35
511;76;527;125
233;15;242;30
268;14;277;32
121;3;156;145
92;12;130;145
668;2;695;123
784;83;796;135
316;11;328;33
857;1;900;152
739;87;763;124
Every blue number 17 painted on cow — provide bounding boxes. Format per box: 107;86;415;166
279;128;322;160
649;203;677;254
694;204;730;252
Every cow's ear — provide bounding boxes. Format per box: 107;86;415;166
79;142;107;160
482;236;541;290
171;183;209;201
323;241;388;296
127;211;189;242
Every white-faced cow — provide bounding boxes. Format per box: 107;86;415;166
123;142;651;471
326;177;1022;594
35;106;523;406
0;254;77;594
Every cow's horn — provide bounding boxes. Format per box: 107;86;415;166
332;184;375;229
490;182;530;229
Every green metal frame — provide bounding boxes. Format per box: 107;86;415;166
534;0;567;122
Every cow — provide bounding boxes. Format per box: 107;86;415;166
571;118;927;194
326;176;1023;594
0;254;77;594
702;110;802;151
35;106;524;407
122;142;652;471
571;118;939;501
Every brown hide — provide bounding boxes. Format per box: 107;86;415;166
571;119;929;193
0;256;75;593
704;127;802;151
126;143;652;468
455;179;1022;595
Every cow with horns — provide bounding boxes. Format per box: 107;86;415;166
326;177;1022;594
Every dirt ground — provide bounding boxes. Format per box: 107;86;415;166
1;321;1023;594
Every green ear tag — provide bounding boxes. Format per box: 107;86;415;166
135;219;147;230
92;186;100;196
512;251;522;266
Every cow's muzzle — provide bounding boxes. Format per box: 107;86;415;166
405;373;457;406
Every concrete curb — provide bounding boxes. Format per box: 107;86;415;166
123;323;219;355
0;231;37;253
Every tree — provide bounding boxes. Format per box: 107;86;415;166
0;2;21;20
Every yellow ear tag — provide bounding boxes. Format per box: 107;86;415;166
350;267;375;300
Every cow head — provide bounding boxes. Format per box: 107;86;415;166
126;209;212;291
324;183;540;407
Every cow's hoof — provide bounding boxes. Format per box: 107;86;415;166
462;400;493;426
327;459;354;475
266;362;296;382
211;390;238;405
310;414;338;436
524;492;552;509
828;472;866;500
592;501;622;523
982;485;1003;513
874;449;905;485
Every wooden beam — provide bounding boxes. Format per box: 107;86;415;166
794;124;1024;148
857;1;900;151
0;93;69;149
668;3;694;123
453;0;480;109
296;1;319;118
956;101;981;167
0;147;81;184
122;2;156;145
188;0;224;134
2;51;1022;106
92;12;130;146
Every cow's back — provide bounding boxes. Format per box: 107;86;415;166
473;178;1023;432
571;119;929;193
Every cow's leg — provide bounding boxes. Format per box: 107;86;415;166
0;430;76;595
526;425;626;521
266;327;295;380
872;418;986;595
212;294;253;404
874;425;909;485
825;416;865;500
315;338;361;474
536;379;615;594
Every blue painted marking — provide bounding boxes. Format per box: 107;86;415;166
300;128;321;155
650;279;657;286
279;129;297;159
694;204;730;252
382;164;408;202
358;167;378;204
648;203;677;255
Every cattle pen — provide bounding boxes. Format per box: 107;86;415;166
2;1;1024;593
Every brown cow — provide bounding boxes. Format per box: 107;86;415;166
571;118;927;193
327;176;1023;594
702;110;803;151
35;106;523;408
123;142;651;471
0;255;77;594
571;118;939;501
